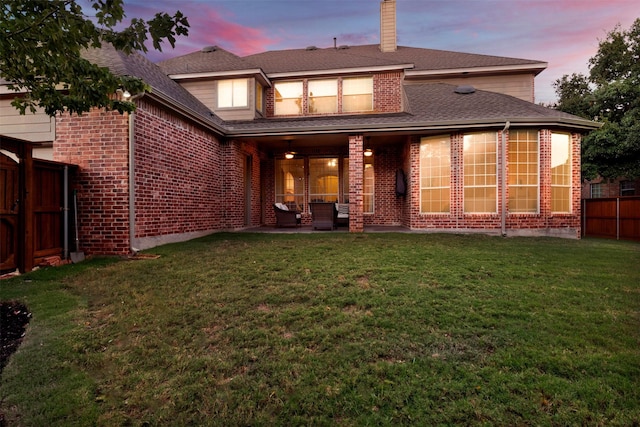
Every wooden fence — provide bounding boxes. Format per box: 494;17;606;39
582;197;640;241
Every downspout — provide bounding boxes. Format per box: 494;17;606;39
500;121;510;237
63;165;69;259
128;93;144;254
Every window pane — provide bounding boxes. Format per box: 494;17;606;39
218;79;248;108
551;133;571;212
309;79;337;114
508;129;538;213
255;81;263;112
420;135;450;213
463;132;497;213
275;159;305;211
342;158;349;203
310;158;339;203
343;77;373;112
275;81;303;115
364;156;374;213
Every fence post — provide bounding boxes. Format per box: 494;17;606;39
616;197;620;240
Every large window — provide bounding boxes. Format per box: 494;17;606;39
551;132;571;213
309;158;339;202
420;135;450;213
255;81;264;113
275;81;303;115
342;158;349;203
364;155;374;213
308;79;337;114
218;78;248;108
508;130;539;213
464;132;497;213
275;159;305;211
343;77;373;113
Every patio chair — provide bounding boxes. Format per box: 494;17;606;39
274;203;301;227
309;202;336;230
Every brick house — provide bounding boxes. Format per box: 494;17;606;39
1;0;599;256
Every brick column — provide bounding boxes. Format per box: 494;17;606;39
349;134;364;232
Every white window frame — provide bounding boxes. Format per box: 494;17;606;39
217;78;248;108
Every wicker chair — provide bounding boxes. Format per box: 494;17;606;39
274;203;301;227
309;202;337;230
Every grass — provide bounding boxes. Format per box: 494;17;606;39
1;233;639;426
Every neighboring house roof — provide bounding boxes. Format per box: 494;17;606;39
223;83;597;139
158;46;255;74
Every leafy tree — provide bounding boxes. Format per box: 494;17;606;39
0;0;189;116
553;19;640;180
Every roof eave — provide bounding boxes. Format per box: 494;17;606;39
225;117;600;138
169;69;271;87
405;62;548;78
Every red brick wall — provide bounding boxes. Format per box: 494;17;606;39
373;72;403;113
54;98;245;255
132;100;226;240
365;144;404;225
54;109;131;254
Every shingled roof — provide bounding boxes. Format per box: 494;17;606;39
244;44;546;75
83;44;225;131
223;83;597;137
160;44;547;77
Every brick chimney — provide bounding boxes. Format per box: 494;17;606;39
380;0;397;52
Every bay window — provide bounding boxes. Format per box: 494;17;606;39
508;130;539;213
464;132;497;213
551;132;571;213
420;135;451;213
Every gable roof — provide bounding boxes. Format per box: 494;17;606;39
244;45;547;76
83;44;225;132
160;44;547;78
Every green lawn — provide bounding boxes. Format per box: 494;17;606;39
1;233;639;426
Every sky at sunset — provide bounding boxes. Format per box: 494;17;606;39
111;0;638;104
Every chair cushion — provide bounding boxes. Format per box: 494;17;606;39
276;203;288;211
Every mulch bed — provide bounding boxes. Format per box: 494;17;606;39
0;301;31;372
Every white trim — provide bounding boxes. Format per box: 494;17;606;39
267;64;414;79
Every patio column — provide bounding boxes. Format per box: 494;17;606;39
348;134;364;232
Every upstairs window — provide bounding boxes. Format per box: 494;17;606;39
218;78;248;108
275;81;303;115
343;77;373;113
308;79;337;114
255;81;264;113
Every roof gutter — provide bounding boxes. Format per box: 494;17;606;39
224;117;601;139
